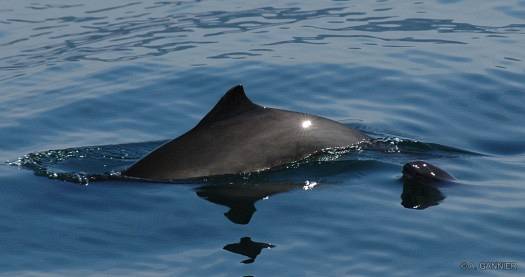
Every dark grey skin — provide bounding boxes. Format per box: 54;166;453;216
401;161;455;209
124;85;369;181
402;160;454;184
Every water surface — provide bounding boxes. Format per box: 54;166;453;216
1;0;524;276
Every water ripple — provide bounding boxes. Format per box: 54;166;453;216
1;1;524;80
1;1;525;276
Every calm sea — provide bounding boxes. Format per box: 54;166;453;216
1;1;524;276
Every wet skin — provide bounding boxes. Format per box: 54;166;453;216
401;160;455;209
124;85;369;181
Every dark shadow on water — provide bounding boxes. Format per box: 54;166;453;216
401;179;446;210
195;182;301;224
223;237;275;264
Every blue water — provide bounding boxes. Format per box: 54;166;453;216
1;1;524;276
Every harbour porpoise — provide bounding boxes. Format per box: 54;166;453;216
124;85;369;181
402;160;454;184
401;160;455;209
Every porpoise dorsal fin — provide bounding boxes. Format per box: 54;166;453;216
196;85;261;127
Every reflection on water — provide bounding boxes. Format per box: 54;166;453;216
224;237;275;264
2;0;525;274
401;179;445;210
195;183;300;225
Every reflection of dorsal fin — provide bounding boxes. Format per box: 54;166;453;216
197;85;261;127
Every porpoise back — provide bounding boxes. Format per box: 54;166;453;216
124;85;369;181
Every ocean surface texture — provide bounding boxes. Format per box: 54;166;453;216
1;0;524;276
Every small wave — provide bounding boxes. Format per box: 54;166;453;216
7;140;164;184
8;137;474;184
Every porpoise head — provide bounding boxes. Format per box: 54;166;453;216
402;160;454;184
